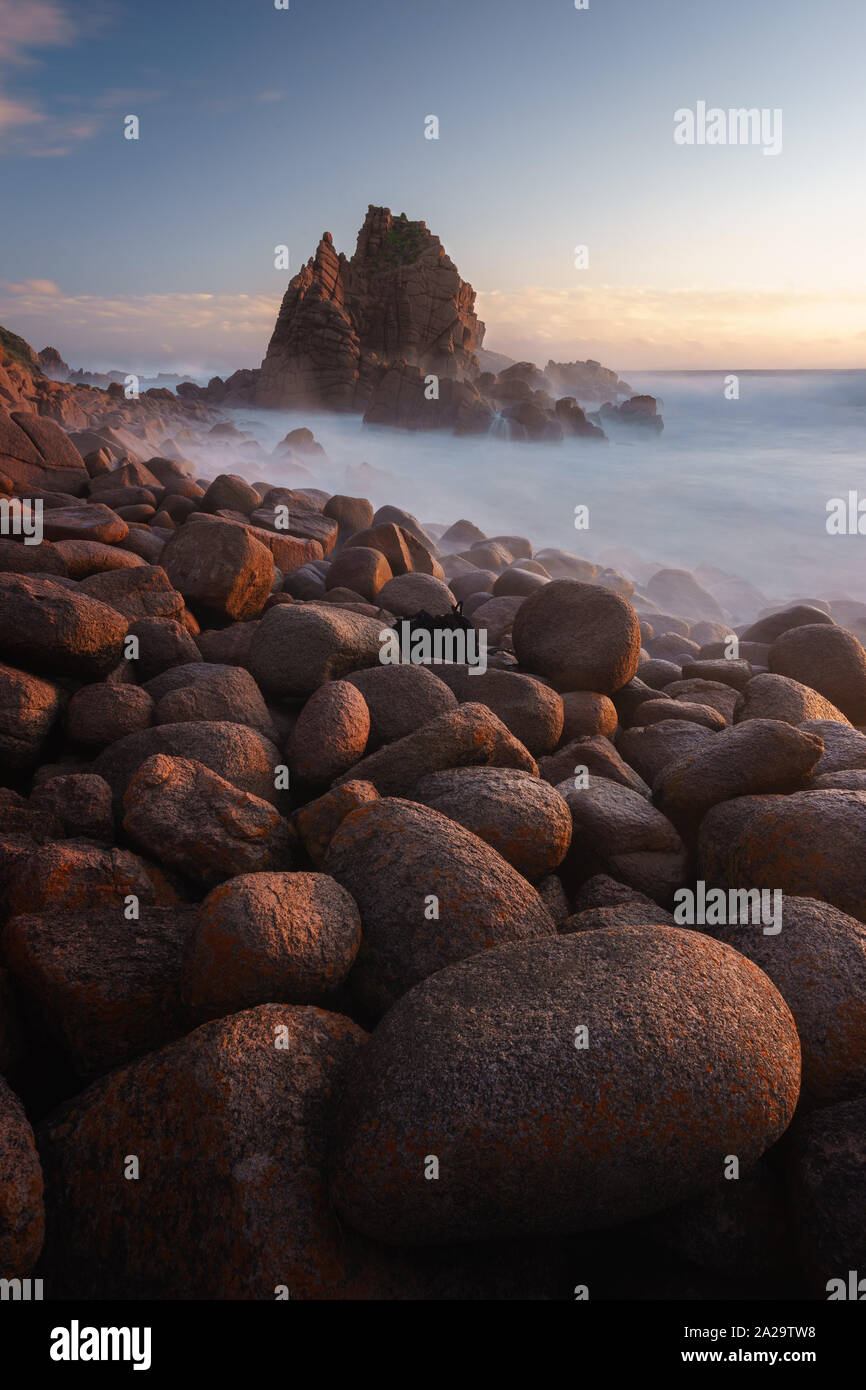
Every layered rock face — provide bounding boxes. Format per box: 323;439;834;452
255;207;485;411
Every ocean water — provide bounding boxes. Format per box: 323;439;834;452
223;370;866;610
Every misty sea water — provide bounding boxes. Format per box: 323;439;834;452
229;370;866;608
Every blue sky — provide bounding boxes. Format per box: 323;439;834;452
1;0;864;372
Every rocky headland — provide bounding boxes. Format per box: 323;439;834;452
175;206;662;441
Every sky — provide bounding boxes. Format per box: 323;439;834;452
1;0;864;375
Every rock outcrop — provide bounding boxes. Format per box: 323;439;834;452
255;207;485;412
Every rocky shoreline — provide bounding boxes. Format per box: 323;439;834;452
1;393;865;1301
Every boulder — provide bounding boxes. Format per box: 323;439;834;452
332;703;537;797
411;767;572;881
343;664;456;749
329;927;800;1242
92;720;282;814
288;680;370;784
0;663;62;769
66;682;154;748
155;666;277;741
512;581;640;693
249;601;383;697
1;906;196;1079
742;605;834;644
654;719;824;828
560;690;617;740
557;778;686;904
161;518;274;621
37;1005;394;1299
77;564;184;623
325;546;392;601
539;734;651;797
0;574;128;679
433;666;563;756
645;569;725;621
0;408;87;494
699;790;866;924
768;624;866;723
28;774;113;843
123;755;292;888
787;1097;866;1297
0;1073;43;1276
323;797;555;1015
4;839;178;921
377;573;456;617
184;871;361;1019
712;896;866;1111
294;780;380;867
734;672;851;726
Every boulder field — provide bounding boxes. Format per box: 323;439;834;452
1;413;865;1300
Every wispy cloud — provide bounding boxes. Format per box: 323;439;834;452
0;0;122;156
2;278;63;296
0;0;76;62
